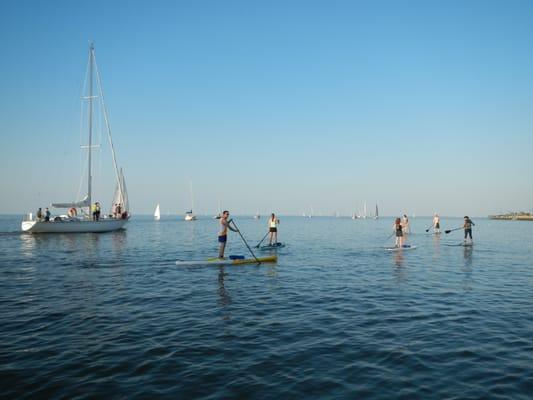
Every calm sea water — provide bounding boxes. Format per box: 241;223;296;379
0;215;532;399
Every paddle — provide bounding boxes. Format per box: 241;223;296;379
255;231;270;248
445;227;462;234
230;219;261;263
425;224;433;233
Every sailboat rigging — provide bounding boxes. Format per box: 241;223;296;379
22;43;129;233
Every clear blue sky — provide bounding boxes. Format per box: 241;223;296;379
1;0;532;216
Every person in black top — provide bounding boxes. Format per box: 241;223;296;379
463;216;475;243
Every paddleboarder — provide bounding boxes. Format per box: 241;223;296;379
393;217;404;248
218;210;238;259
433;213;441;234
463;216;475;243
268;213;280;246
402;214;410;234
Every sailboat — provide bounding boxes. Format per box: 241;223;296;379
374;204;379;219
184;181;197;221
363;202;367;219
154;204;161;221
21;43;129;233
254;211;261;219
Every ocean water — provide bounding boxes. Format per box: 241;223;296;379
0;215;532;399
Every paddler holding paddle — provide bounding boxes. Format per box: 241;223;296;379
218;210;238;258
268;213;280;246
393;217;404;248
433;213;441;234
463;216;475;244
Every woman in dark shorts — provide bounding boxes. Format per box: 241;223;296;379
268;213;280;246
394;217;404;248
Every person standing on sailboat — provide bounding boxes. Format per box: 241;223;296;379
92;202;101;221
268;213;280;246
218;211;238;258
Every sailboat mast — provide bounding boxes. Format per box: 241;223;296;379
190;181;194;212
87;43;94;210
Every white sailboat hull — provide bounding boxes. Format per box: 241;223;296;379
22;218;128;233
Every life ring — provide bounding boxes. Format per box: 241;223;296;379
68;207;77;217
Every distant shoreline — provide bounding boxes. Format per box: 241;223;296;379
489;213;533;221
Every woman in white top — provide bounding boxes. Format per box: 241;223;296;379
433;214;441;234
268;213;280;246
402;214;410;234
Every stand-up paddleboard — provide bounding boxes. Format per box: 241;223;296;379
175;254;277;266
259;242;286;250
444;242;474;247
385;245;417;252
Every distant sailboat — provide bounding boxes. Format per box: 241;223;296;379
184;181;196;221
374;204;379;219
254;211;261;219
363;202;367;219
154;204;161;221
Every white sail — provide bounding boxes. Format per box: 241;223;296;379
154;204;161;220
110;169;128;215
185;180;196;220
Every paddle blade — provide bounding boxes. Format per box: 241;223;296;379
445;230;451;234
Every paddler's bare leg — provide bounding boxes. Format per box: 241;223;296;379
219;242;226;258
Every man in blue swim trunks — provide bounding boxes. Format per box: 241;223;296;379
218;210;238;258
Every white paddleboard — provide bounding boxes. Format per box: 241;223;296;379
385;245;417;252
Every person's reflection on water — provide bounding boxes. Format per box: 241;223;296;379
432;230;441;260
463;245;473;267
391;251;407;282
461;246;474;291
394;250;404;267
217;267;232;316
111;230;127;254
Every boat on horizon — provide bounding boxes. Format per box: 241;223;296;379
154;204;161;221
22;43;129;233
184;181;197;221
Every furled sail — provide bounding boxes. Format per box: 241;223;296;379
52;195;90;209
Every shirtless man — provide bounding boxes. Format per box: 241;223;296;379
218;210;238;258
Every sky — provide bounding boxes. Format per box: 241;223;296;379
1;0;532;217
